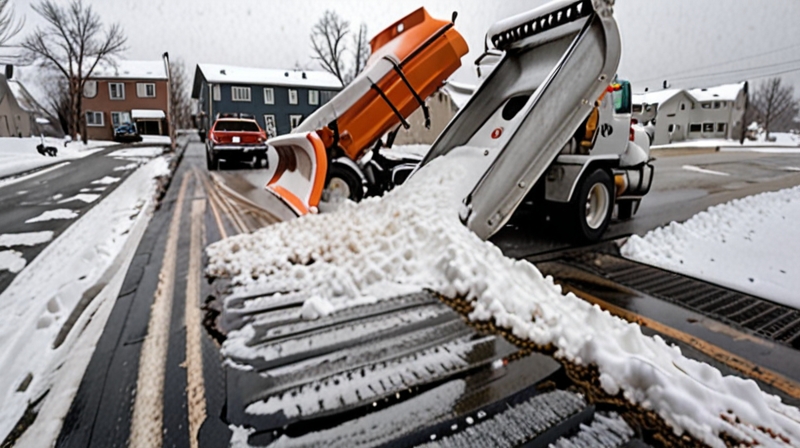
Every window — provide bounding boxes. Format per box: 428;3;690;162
86;111;104;127
212;84;221;102
289;114;302;131
111;111;132;127
321;91;334;103
84;81;97;98
717;123;727;133
264;114;276;137
689;123;702;133
109;83;125;100
136;83;156;98
308;90;319;105
701;102;712;109
713;101;721;109
668;124;675;133
680;103;686;111
703;123;714;133
263;87;275;104
232;86;251;102
288;89;298;105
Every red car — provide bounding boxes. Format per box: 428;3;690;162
206;114;268;170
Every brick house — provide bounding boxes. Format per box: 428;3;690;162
82;60;169;140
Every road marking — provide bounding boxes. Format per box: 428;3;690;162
563;285;800;400
682;164;730;176
129;172;191;448
185;182;207;448
193;167;227;239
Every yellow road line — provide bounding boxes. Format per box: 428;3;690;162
564;285;800;399
185;191;207;448
129;171;192;448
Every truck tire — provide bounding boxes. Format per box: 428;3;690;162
324;164;364;203
570;168;614;242
617;199;639;220
206;152;218;171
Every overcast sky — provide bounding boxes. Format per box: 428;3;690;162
9;0;800;99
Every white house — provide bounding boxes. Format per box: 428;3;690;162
633;82;748;146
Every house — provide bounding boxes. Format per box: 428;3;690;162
82;59;169;140
394;80;472;145
191;64;342;137
633;82;748;146
7;79;63;137
0;72;31;137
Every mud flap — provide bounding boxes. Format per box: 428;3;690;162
264;132;328;216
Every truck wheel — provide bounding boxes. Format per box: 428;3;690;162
617;199;639;220
206;152;217;171
571;168;613;242
324;164;364;203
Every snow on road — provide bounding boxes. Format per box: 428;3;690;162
622;185;800;309
0;156;170;444
25;209;79;223
207;148;800;448
0;250;26;273
0;137;113;180
57;193;101;204
0;231;54;247
91;176;121;185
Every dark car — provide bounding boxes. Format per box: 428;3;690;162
206;115;268;170
113;122;143;143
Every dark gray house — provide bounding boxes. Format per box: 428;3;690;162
191;64;342;137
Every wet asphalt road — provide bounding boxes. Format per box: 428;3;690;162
0;144;162;294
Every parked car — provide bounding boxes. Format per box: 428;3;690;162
113;122;143;143
206;114;268;170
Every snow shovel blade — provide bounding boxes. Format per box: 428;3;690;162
419;0;621;240
264;132;328;216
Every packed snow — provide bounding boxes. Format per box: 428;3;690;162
57;194;101;204
623;186;800;309
0;155;171;444
208;148;800;448
0;250;26;273
109;146;164;159
25;209;79;223
91;176;120;185
0;231;54;247
0;137;113;180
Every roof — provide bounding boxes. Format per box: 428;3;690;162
687;82;746;102
195;63;342;90
89;59;167;80
632;88;682;106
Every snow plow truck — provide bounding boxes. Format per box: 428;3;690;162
418;0;653;242
263;8;469;215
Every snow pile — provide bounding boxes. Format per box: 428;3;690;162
0;137;113;179
207;148;800;447
622;186;800;309
0;156;170;443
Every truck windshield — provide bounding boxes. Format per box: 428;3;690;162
613;81;632;114
215;120;260;132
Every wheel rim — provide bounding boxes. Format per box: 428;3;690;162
325;177;351;202
585;182;610;230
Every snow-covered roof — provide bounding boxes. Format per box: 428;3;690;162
632;88;682;106
131;109;166;119
89;60;167;80
687;82;746;103
197;63;342;90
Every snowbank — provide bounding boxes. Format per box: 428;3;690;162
622;186;800;309
0;137;114;180
0;156;170;443
207;148;800;448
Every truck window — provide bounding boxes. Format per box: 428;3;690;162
613;81;632;114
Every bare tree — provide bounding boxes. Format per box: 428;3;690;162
21;0;126;143
310;11;371;86
0;0;23;53
169;58;193;130
748;77;799;140
41;68;70;134
351;23;370;82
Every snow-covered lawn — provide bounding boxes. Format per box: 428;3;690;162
0;137;114;180
0;155;171;444
207;148;800;448
654;133;800;151
622;186;800;309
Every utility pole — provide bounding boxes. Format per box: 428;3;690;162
162;52;176;152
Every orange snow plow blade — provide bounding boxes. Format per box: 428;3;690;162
265;7;468;216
